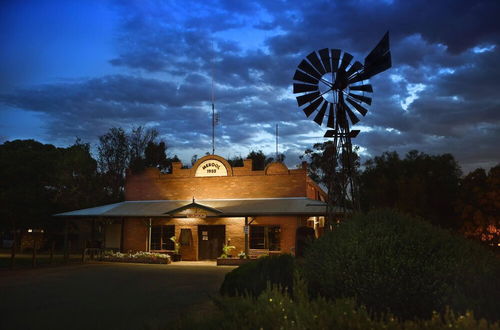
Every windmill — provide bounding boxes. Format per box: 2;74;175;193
293;32;392;227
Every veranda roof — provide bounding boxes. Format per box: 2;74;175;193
54;197;333;217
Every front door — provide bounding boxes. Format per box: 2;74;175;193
198;225;225;260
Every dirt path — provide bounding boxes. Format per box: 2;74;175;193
0;262;234;330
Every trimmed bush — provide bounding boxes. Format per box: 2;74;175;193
302;209;500;321
220;254;295;297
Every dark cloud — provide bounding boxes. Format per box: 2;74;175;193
1;0;499;171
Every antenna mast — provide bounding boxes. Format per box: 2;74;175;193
275;124;279;161
211;41;216;155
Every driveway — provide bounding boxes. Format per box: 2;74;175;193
0;261;235;330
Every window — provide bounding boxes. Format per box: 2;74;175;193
250;225;281;251
151;225;174;250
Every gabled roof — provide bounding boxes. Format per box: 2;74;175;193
54;197;334;218
164;199;223;216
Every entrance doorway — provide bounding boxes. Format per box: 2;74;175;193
198;225;225;260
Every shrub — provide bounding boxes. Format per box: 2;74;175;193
173;277;499;330
220;254;295;297
302;209;500;321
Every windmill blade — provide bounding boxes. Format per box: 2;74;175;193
330;49;341;72
344;102;360;125
313;101;329;126
346;97;368;116
363;31;392;78
298;60;322;80
348;73;365;85
296;91;321;107
293;83;318;93
293;69;319;85
324;130;336;138
326;103;335;128
345;61;363;78
350;84;373;92
319;48;331;72
348;92;372;105
302;98;323;117
307;51;326;75
339;52;353;71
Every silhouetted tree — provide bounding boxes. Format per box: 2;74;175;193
359;150;461;229
246;150;274;170
128;126;159;172
0;140;59;233
191;154;198;166
53;139;107;211
457;165;499;245
227;156;244;167
300;141;360;187
0;139;106;236
301;141;360;210
144;141;177;172
97;127;129;201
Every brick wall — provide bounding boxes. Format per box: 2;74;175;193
122;216;303;260
125;155;316;201
122;218;148;252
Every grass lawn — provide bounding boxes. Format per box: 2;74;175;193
0;261;234;330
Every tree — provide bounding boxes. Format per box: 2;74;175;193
0;139;106;236
144;141;180;173
97;126;163;199
457;165;500;246
227;156;244;167
246;150;274;170
191;154;198;166
129;126;158;172
0;140;59;233
300;141;335;186
359;150;461;229
301;141;360;189
53;139;106;211
97;127;129;201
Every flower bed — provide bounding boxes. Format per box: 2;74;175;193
101;251;171;264
217;258;253;266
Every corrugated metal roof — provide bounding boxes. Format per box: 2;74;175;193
54;197;333;217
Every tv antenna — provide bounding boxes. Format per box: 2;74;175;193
211;40;219;155
275;123;279;161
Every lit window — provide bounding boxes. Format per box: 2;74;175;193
250;225;280;251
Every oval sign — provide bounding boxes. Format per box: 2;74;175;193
195;159;228;177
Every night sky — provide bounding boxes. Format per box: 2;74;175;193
1;0;499;172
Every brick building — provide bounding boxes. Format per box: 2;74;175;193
57;155;329;260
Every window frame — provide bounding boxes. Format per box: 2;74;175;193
150;225;175;251
249;225;281;251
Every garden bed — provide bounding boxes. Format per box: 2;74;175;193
101;251;171;264
216;258;253;266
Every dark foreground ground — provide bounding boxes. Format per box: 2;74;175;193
0;261;234;330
